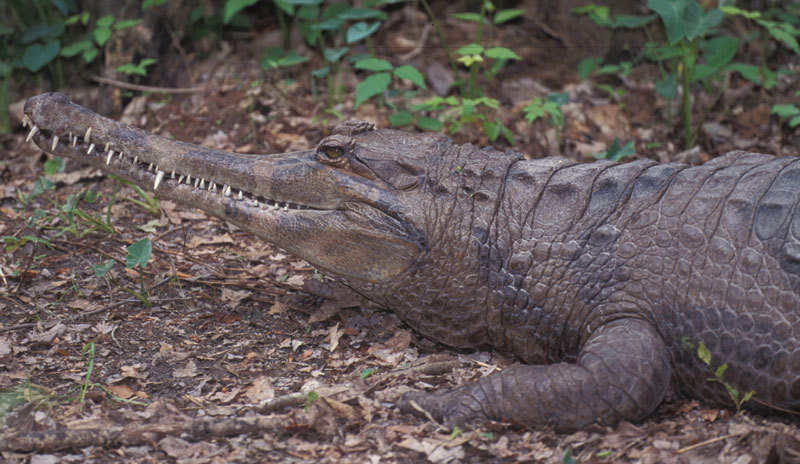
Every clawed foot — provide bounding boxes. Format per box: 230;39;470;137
397;388;489;429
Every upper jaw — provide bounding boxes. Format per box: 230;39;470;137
22;92;322;213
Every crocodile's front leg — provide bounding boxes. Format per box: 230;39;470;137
398;318;671;432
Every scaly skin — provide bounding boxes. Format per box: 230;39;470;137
23;92;800;431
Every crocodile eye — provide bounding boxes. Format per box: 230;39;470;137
321;146;344;159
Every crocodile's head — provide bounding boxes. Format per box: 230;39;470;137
23;92;455;286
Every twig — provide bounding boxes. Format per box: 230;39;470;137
0;414;305;452
92;76;208;94
675;433;740;454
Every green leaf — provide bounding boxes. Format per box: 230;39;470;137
761;21;800;54
22;40;61;72
771;104;800;118
715;363;728;378
323;46;349;63
355;72;391;107
93;27;112;46
223;0;259;23
84;189;98;203
82;48;99;63
494;9;524;24
483;120;500;141
96;14;115;28
354;58;393;71
273;0;294;15
337;7;387;20
523;98;547;123
456;43;484;55
577;57;602;80
44;157;65;176
655;74;678;99
312;17;344;30
389;111;413;127
346;21;380;43
114;19;143;30
741;390;755;404
721;6;761;20
61;39;94;58
572;4;611;27
647;0;688;44
684;5;724;40
393;65;426;89
790;116;800;128
137;219;160;233
22;23;65;44
126;238;152;269
612;14;657;28
93;259;115;277
697;341;712;366
485;47;521;60
451;12;482;22
310;66;330;78
728;62;776;88
703;35;739;69
360;367;376;379
416;117;443;132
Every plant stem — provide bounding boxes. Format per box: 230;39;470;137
418;0;462;94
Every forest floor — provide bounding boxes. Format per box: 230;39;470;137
1;3;800;463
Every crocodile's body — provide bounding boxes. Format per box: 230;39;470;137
23;92;800;431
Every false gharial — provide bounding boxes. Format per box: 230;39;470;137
22;92;800;432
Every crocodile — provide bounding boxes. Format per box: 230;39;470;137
22;92;800;432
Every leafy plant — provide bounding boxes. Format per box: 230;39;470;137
304;391;318;412
79;340;96;403
412;95;514;143
115;58;157;77
697;340;755;411
0;2;141;133
771;103;800;128
124;238;153;308
593;138;636;162
523;92;568;146
574;1;800;148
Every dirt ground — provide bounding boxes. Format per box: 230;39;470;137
2;3;800;463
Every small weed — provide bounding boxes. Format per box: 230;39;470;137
122;238;153;308
79;340;96;403
360;367;376;379
697;341;755;412
771;104;800;128
574;1;800;148
449;426;463;439
593;138;636;162
523;92;569;146
304;391;319;412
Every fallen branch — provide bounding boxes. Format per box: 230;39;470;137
0;414;304;453
92;76;208;94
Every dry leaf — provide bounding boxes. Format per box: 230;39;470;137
329;323;343;353
173;360;199;378
245;376;275;403
106;384;135;399
221;288;251;305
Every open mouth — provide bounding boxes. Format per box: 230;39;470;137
22;113;315;213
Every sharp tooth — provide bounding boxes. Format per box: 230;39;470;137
51;136;59;151
284;205;289;211
223;185;231;196
238;190;243;200
186;175;191;184
22;114;30;128
104;142;110;152
106;150;115;164
178;175;185;183
199;179;205;189
118;151;123;159
70;132;77;146
154;170;165;190
26;125;39;142
210;182;217;192
170;170;175;179
194;178;200;188
133;156;139;164
273;203;279;210
87;143;95;154
84;127;92;141
148;163;153;171
252;198;258;206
